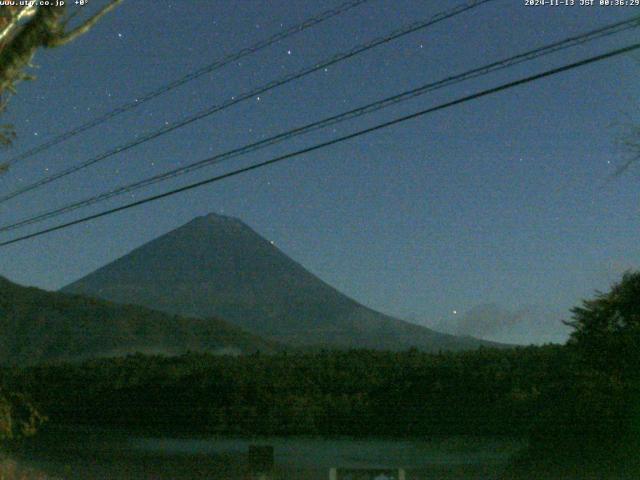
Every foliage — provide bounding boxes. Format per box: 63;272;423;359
0;389;44;443
615;122;640;176
0;2;122;153
562;271;640;441
3;346;569;438
566;270;640;380
0;2;122;95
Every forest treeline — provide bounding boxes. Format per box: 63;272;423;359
0;272;638;458
0;345;628;440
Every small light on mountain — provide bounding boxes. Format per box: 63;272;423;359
270;240;275;245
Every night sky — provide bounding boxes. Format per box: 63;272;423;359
1;0;638;343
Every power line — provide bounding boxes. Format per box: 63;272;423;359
1;15;638;234
1;0;372;167
2;41;638;248
0;0;495;204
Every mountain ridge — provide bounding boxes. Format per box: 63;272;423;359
0;275;279;366
63;213;502;352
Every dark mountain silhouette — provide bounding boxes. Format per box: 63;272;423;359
0;276;278;366
63;213;497;351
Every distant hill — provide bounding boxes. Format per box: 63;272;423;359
0;276;278;366
63;213;499;352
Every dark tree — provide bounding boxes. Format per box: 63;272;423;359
562;271;640;445
566;270;640;381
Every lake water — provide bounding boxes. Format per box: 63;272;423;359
2;426;526;479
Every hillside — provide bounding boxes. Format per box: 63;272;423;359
0;276;278;366
63;213;498;351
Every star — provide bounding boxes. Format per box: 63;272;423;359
117;33;123;39
287;50;292;55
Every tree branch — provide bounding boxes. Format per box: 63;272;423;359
47;0;124;47
0;5;37;45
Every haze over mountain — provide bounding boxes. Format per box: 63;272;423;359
0;276;277;366
63;213;498;352
414;303;570;345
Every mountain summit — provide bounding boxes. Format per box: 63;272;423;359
63;213;493;351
